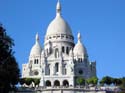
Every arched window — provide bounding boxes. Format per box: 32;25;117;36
54;80;60;86
34;59;36;64
62;46;65;53
48;68;50;75
34;59;39;64
55;48;59;58
48;64;50;75
36;59;39;64
46;80;51;86
55;63;59;73
63;80;69;86
64;68;67;75
66;47;69;54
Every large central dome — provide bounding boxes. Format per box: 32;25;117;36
46;1;73;37
46;15;72;36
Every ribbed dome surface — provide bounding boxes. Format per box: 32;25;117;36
73;41;87;56
30;43;42;56
46;0;73;37
46;15;72;36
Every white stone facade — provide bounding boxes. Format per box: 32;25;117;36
22;1;96;87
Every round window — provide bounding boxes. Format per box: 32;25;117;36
78;69;83;75
34;71;39;75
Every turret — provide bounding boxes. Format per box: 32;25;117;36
73;32;88;62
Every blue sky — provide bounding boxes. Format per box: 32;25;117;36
0;0;125;79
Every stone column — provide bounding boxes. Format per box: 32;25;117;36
59;63;62;76
53;64;55;75
50;64;53;76
69;77;74;87
39;76;45;87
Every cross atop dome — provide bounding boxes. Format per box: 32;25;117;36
56;0;61;15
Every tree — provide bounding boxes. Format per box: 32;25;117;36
120;77;125;89
25;78;33;86
33;78;40;87
112;78;122;86
20;78;40;87
19;78;25;86
87;77;98;86
76;77;85;87
100;76;113;86
0;24;20;93
99;80;104;86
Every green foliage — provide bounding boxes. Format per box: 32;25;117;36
120;77;125;89
76;77;85;86
25;78;33;86
86;77;98;86
99;76;125;87
19;78;25;85
100;76;113;85
0;24;20;93
20;78;40;87
112;78;122;86
33;78;40;87
99;80;104;86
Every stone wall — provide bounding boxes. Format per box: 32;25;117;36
12;90;106;93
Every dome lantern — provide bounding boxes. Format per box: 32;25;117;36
36;32;39;42
78;32;81;42
56;0;61;16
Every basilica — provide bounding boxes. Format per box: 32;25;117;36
22;1;96;87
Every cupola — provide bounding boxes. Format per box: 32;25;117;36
45;0;73;38
30;33;42;57
73;33;88;61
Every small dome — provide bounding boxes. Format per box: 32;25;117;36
30;33;42;56
46;1;73;36
73;33;87;57
73;42;87;57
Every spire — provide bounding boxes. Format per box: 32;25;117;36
77;32;81;43
56;0;61;15
35;32;39;43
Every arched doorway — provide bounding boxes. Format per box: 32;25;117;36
63;80;69;86
54;80;60;86
46;80;51;86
